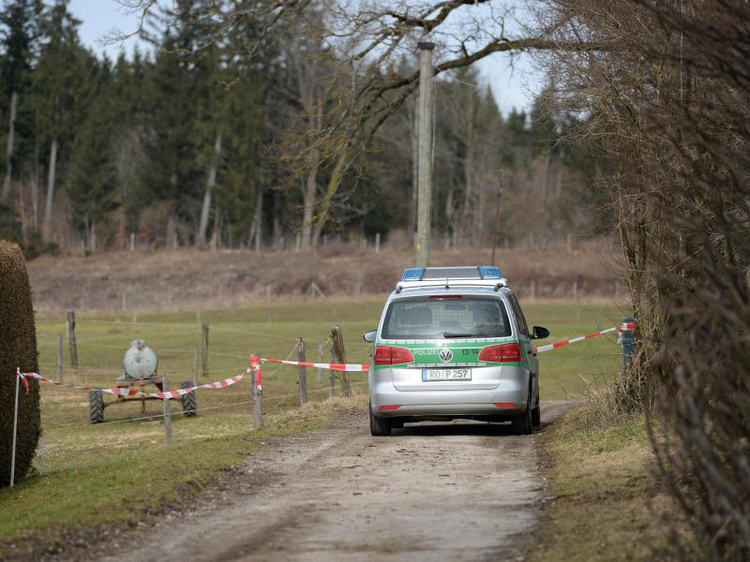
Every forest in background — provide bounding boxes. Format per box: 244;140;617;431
0;0;607;257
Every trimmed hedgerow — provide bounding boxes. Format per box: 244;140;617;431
0;241;40;486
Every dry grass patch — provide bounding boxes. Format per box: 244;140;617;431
527;406;678;562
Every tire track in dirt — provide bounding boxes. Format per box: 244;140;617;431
102;402;571;562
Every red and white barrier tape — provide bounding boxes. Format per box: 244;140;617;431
17;361;262;400
534;327;618;354
260;358;369;372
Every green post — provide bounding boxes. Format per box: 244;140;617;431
618;317;636;374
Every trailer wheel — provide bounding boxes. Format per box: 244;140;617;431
181;381;197;417
90;390;104;424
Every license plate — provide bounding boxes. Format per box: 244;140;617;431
422;368;472;381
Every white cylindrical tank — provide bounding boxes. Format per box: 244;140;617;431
123;339;158;380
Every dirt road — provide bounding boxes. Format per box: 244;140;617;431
103;402;570;562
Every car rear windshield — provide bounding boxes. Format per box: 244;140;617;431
381;296;512;340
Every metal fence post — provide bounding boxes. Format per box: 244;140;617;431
618;317;637;375
10;370;20;487
298;337;307;406
252;364;263;430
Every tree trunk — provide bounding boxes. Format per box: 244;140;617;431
253;187;263;251
43;137;59;243
3;91;18;200
31;143;40;229
300;158;318;249
273;192;283;248
461;123;476;245
198;132;222;247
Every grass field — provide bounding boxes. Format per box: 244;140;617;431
0;297;627;548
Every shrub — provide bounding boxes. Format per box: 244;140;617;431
0;240;40;486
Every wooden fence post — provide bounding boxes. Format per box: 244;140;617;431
329;347;336;398
375;232;381;252
331;325;351;397
193;344;199;386
67;309;78;369
317;342;323;386
266;284;271;323
252;363;263;430
201;322;209;378
163;373;172;445
298;337;307;406
57;334;64;382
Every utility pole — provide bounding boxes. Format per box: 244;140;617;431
491;172;504;264
416;41;434;267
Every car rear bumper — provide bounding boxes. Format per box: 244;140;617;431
369;373;530;418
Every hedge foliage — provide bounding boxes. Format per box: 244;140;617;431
0;241;40;486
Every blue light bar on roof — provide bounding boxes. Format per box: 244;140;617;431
479;266;502;280
402;268;425;281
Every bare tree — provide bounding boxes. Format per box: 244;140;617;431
535;1;750;559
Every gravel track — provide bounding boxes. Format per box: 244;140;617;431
102;402;570;562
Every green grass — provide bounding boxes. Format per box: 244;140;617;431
1;297;626;547
526;407;675;562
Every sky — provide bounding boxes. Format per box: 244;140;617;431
69;0;545;115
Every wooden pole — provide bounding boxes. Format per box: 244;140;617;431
163;373;172;445
252;364;263;430
266;284;271;323
56;334;63;382
201;323;209;378
67;309;78;369
193;344;199;386
375;232;381;252
317;343;323;386
329;347;336;398
298;337;307;406
416;40;434;267
331;325;351;397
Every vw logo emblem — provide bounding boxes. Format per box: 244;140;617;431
439;349;453;363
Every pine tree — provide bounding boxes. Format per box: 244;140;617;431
67;56;118;251
0;0;43;201
31;0;87;243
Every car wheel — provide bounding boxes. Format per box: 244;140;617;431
369;407;392;436
511;395;533;435
531;398;541;427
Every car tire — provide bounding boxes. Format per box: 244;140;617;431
370;407;392;436
531;398;541;427
511;396;533;435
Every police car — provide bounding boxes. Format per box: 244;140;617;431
364;266;549;436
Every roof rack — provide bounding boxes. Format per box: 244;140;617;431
395;266;508;293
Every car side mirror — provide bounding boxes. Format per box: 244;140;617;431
363;329;377;343
531;326;550;340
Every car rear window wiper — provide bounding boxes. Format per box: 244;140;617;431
443;332;476;338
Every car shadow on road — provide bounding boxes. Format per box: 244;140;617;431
392;422;518;437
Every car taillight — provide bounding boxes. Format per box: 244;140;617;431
479;343;521;363
373;346;415;365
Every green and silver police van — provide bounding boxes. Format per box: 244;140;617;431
364;266;550;436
